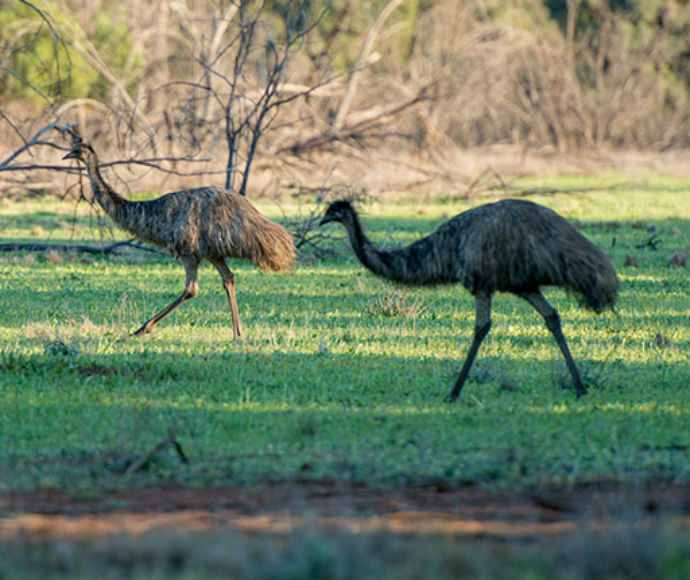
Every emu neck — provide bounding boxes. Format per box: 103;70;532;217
343;212;408;283
83;155;131;228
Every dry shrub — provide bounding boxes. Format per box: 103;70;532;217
45;249;63;264
623;253;639;268
367;286;427;319
1;0;688;201
668;247;689;268
404;0;689;152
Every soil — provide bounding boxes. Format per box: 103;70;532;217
2;480;688;543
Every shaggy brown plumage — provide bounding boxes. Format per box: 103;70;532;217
64;138;295;339
320;199;618;400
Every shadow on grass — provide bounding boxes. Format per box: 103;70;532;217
2;338;687;494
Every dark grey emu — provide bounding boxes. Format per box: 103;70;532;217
63;135;295;339
320;199;618;400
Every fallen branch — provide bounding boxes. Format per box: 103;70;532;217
635;234;661;251
125;432;189;475
0;238;166;255
461;167;626;200
506;185;615;198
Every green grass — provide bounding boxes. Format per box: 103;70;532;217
0;178;688;494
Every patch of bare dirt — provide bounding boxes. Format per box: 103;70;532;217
2;480;688;543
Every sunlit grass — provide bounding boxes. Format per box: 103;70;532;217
0;178;688;493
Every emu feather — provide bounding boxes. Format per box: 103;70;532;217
320;199;618;400
63;136;295;339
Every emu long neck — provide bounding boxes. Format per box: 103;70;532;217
83;155;132;230
343;211;440;285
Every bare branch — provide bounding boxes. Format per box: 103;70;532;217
333;0;405;131
283;90;426;154
0;123;66;170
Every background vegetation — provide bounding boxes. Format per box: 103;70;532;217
1;0;688;197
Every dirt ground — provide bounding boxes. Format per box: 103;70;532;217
2;480;688;543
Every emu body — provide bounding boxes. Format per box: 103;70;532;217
63;139;295;339
320;199;618;399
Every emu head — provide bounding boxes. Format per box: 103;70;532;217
62;137;95;163
320;200;356;226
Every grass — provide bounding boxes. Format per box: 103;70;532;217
0;177;688;577
0;179;689;493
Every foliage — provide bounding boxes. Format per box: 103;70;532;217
409;0;689;150
0;177;688;496
0;0;137;102
2;0;688;172
0;1;80;102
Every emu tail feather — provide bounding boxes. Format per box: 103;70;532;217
249;218;297;272
257;224;297;272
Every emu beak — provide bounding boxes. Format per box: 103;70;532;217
319;213;336;226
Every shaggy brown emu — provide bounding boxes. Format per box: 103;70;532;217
63;136;295;339
320;199;618;400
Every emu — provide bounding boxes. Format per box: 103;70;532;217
63;135;295;339
320;199;618;400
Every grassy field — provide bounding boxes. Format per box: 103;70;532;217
0;175;688;578
0;176;688;492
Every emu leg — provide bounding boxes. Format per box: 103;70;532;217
445;292;492;402
132;261;199;336
211;258;242;339
520;290;588;397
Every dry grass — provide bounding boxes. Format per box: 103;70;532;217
366;284;429;319
24;314;129;350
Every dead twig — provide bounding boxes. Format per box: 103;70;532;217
284;184;365;257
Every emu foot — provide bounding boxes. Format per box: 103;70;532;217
444;391;459;403
131;324;153;337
